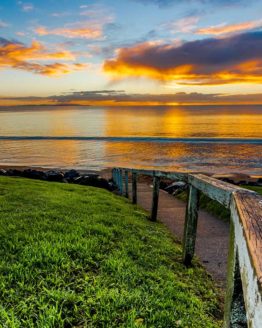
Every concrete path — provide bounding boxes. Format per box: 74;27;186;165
131;182;230;288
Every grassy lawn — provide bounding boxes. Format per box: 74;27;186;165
0;176;222;328
176;186;262;222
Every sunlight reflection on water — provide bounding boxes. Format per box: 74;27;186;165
0;105;261;174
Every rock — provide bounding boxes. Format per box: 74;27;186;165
73;174;99;183
6;169;23;176
1;167;113;190
159;180;171;190
220;178;235;184
245;181;258;186
215;173;251;185
0;169;7;175
45;170;64;182
74;175;111;190
165;181;187;194
73;176;82;184
23;169;46;180
172;188;187;196
105;178;117;191
64;169;80;182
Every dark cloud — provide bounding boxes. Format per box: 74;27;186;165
2;90;262;105
51;90;126;102
0;37;23;46
104;31;262;85
0;37;10;45
51;91;262;104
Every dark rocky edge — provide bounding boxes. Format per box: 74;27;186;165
0;168;261;196
0;168;115;191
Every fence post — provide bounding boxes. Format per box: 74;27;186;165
182;185;200;265
125;170;129;198
119;169;123;195
112;168;115;184
115;168;119;189
112;168;117;185
150;175;160;221
223;221;246;327
132;172;137;204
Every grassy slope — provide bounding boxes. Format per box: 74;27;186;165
177;186;262;222
0;176;222;328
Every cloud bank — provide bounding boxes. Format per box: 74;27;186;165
2;90;262;106
104;31;262;85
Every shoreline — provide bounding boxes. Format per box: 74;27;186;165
0;164;105;175
1;164;261;185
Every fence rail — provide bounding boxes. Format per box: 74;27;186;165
112;167;262;328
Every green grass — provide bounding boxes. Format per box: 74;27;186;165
176;192;230;221
243;185;262;195
0;176;222;328
176;186;262;222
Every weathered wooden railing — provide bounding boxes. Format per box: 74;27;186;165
112;167;262;328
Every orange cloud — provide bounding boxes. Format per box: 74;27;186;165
35;25;102;39
0;38;87;76
104;32;262;85
34;62;87;76
196;20;262;35
1;40;75;61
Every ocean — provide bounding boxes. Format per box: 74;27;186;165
0;105;262;174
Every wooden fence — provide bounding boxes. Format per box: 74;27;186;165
112;167;262;328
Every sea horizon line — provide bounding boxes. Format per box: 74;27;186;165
0;136;262;144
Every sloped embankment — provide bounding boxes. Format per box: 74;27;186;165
0;176;222;327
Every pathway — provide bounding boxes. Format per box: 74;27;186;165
130;182;230;287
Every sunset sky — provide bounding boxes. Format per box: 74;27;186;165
1;0;262;106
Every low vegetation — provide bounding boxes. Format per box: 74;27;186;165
176;185;262;221
0;176;222;327
244;185;262;195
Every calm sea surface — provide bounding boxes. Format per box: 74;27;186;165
0;105;262;174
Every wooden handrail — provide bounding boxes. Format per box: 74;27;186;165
188;173;245;208
111;167;262;327
226;191;262;327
